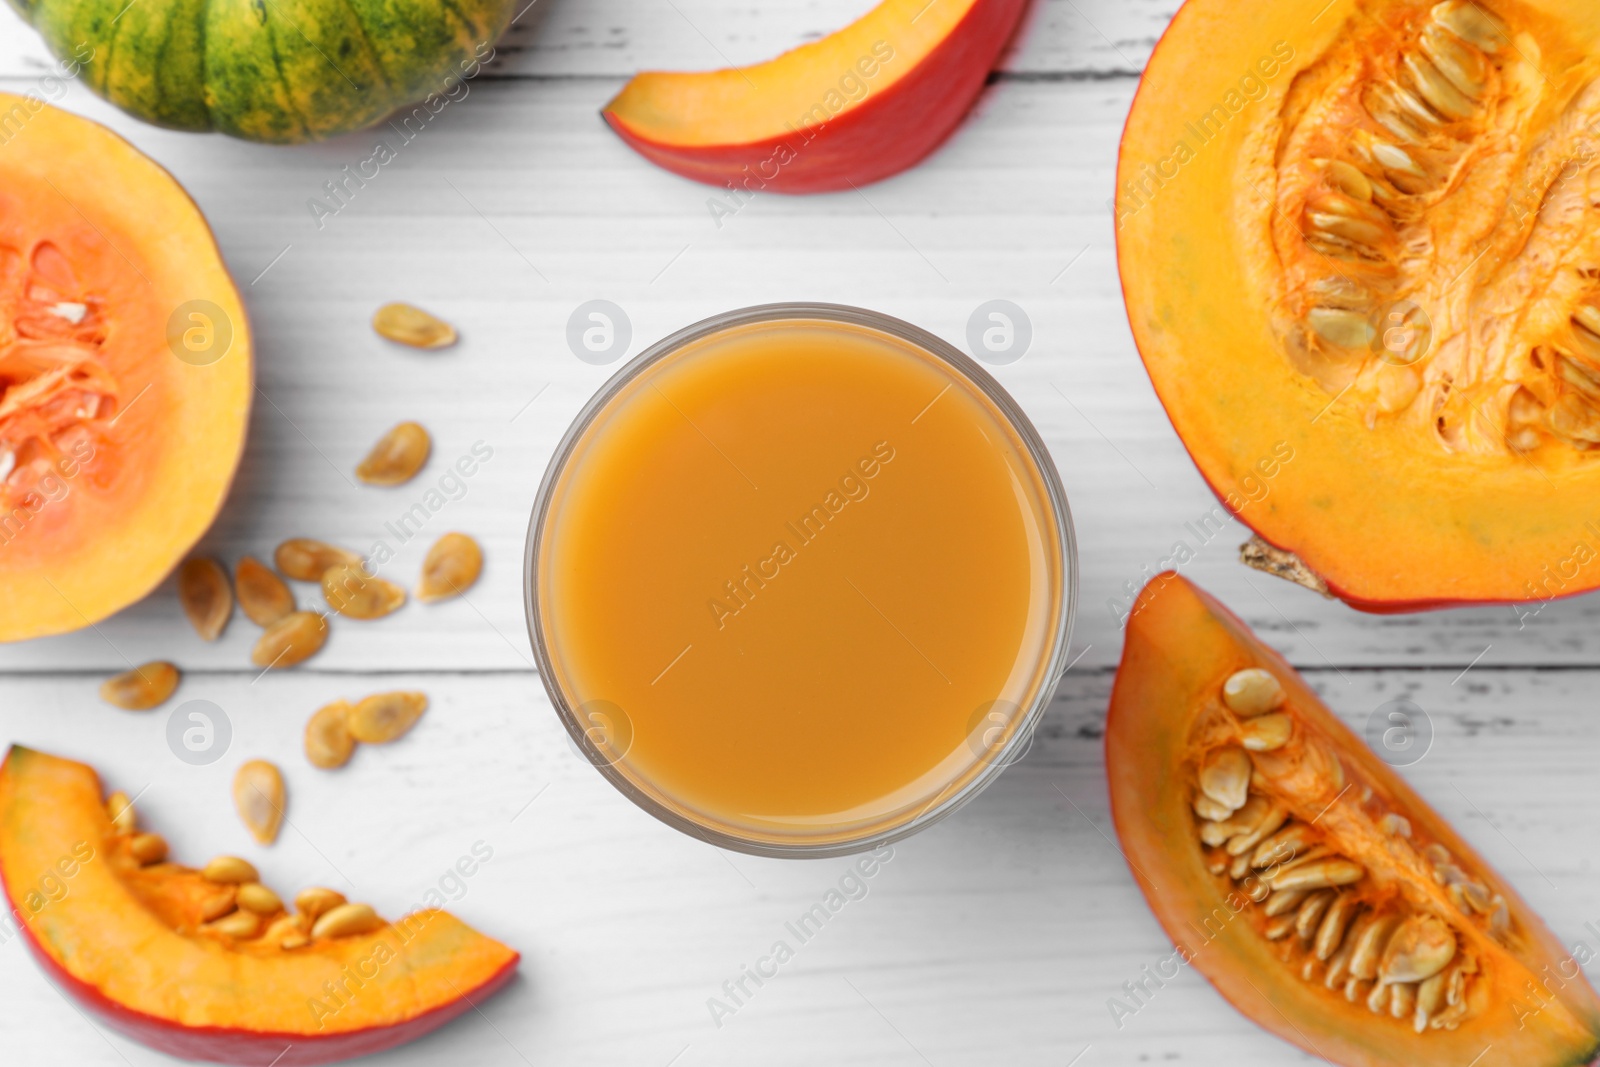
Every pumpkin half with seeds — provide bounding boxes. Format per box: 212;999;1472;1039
0;95;250;641
1118;0;1600;610
6;0;513;142
0;747;519;1065
1107;573;1600;1065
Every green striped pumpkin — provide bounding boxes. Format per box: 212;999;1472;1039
8;0;516;142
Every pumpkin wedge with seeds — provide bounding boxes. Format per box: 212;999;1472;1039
0;747;518;1065
1106;574;1600;1065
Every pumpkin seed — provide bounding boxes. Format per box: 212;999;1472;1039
178;557;232;641
1433;0;1506;53
206;910;262;940
356;421;430;486
348;691;428;744
417;532;484;602
1265;915;1297;940
1323;942;1354;988
323;562;406;620
1251;824;1313;868
1198;794;1269;846
372;302;457;349
233;760;286;845
129;832;168;866
275;538;362;582
1308;211;1390;250
200;888;239;922
1415;971;1447;1033
1403;52;1475;120
251;611;328;669
236;556;295;626
1324;160;1374;202
1224;803;1289;857
1420;23;1488;95
1271;857;1366;893
1199;746;1252;809
300;889;353;921
237;883;283;915
100;661;180;710
202;855;259;885
1307;307;1374;349
264;913;309;949
1229;852;1253;880
295;887;347;921
1349;913;1402;980
106;791;136;834
305;700;357;769
1380;914;1457;982
1239;713;1293;752
1221;668;1284;717
1193;794;1236;822
312;902;382;939
1263;888;1309;917
1294;890;1335;940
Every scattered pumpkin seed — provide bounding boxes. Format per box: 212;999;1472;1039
323;561;406;619
305;699;358;769
178;557;232;641
295;886;347;921
372;302;457;349
356;421;430;486
100;661;180;710
233;760;286;845
312;902;382;939
202;855;259;885
251;611;328;669
348;691;428;744
275;538;362;582
417;532;484;602
236;556;295;626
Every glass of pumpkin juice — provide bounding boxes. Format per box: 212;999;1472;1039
526;304;1076;856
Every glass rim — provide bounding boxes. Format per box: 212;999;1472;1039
523;302;1079;858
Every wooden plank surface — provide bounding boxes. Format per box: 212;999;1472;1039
1;668;1595;1066
0;0;1597;1063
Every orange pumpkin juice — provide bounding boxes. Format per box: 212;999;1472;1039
529;307;1073;853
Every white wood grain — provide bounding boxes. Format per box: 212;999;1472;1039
0;668;1595;1066
0;0;1179;80
0;1;1597;1064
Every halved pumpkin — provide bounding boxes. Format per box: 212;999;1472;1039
1118;0;1600;610
1106;573;1600;1065
0;747;518;1065
603;0;1030;193
0;94;251;640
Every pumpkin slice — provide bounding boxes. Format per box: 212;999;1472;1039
0;94;251;640
0;747;518;1065
1118;0;1600;610
1106;574;1600;1065
602;0;1030;193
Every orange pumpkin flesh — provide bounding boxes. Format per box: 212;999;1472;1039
602;0;1030;193
1106;574;1600;1066
0;93;251;640
1117;0;1600;610
0;747;518;1065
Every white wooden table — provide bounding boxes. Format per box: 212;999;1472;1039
3;2;1598;1064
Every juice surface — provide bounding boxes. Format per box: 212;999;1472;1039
536;315;1067;847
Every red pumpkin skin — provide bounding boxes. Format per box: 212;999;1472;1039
3;877;519;1066
604;0;1032;194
